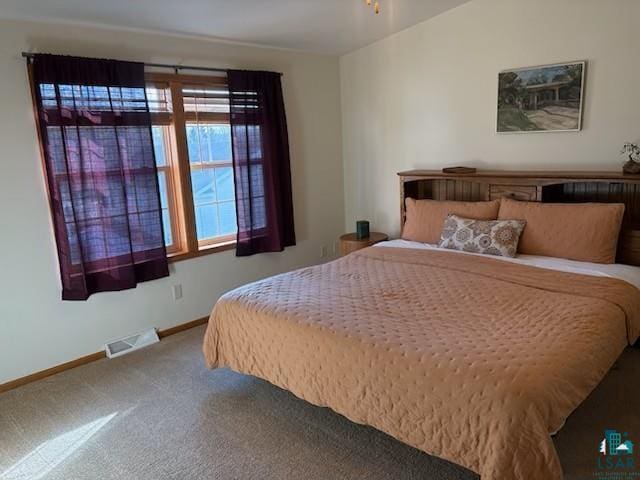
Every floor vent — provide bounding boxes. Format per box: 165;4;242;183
105;328;159;358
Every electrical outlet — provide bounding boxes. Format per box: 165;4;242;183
172;284;183;300
320;244;327;258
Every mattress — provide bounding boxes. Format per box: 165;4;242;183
203;245;640;480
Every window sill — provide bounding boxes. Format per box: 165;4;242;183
168;240;236;263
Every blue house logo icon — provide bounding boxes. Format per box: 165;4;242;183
598;429;636;472
601;430;634;456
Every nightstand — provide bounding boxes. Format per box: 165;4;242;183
339;232;389;255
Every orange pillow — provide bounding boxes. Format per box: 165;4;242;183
498;198;625;264
402;198;500;244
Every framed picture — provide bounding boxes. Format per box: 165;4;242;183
497;61;586;133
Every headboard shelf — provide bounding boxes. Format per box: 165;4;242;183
398;169;640;183
398;169;640;265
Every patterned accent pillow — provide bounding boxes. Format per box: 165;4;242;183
438;215;526;258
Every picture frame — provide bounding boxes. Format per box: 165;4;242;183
497;61;586;133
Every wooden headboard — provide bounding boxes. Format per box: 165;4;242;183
398;170;640;266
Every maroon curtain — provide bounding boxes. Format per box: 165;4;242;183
227;70;295;256
32;54;169;300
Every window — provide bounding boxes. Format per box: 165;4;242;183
145;73;236;261
187;123;236;245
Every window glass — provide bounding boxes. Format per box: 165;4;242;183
186;122;236;243
156;170;172;247
151;126;167;166
145;86;172;113
217;201;237;236
151;127;173;247
214;166;235;202
186;123;232;164
191;169;216;205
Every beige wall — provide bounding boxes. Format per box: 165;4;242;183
340;0;640;236
0;19;344;384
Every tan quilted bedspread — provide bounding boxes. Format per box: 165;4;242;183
203;247;640;480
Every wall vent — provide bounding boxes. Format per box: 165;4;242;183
105;328;159;358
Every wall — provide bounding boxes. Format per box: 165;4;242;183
340;0;640;236
0;19;344;384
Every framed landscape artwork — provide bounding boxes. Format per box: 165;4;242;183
497;61;586;133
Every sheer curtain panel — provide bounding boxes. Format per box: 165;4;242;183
227;70;295;256
31;54;169;300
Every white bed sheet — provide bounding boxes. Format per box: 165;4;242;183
374;239;640;290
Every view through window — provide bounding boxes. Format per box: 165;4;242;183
146;74;236;260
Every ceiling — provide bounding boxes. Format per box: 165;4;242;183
0;0;470;55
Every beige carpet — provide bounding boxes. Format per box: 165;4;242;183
0;325;638;480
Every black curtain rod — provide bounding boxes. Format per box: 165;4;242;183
21;52;283;76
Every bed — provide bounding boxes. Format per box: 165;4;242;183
203;171;640;480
